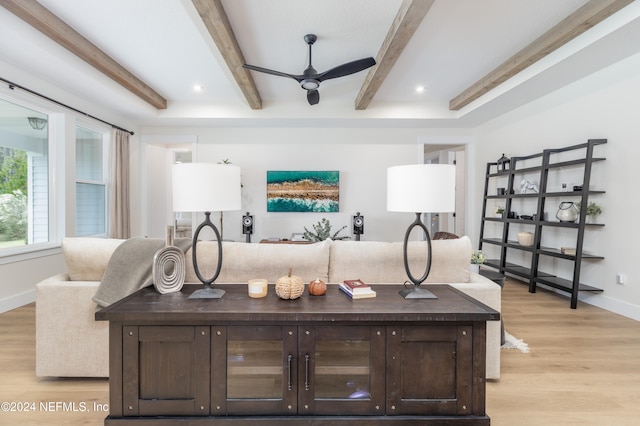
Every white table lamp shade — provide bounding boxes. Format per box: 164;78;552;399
387;164;456;213
172;163;241;212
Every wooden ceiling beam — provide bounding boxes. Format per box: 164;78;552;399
191;0;262;110
449;0;635;111
355;0;435;110
1;0;167;109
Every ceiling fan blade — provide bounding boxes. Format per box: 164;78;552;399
307;89;320;105
243;64;303;82
317;57;376;81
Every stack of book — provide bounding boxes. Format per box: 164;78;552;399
339;279;376;299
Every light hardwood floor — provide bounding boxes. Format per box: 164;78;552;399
488;279;640;425
0;279;638;425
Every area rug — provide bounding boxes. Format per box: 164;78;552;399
502;331;530;353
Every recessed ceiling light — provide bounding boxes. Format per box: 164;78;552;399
415;85;425;94
193;84;203;92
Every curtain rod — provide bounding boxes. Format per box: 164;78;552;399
1;76;134;136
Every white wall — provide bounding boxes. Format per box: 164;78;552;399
473;52;640;319
0;252;66;312
144;144;173;238
198;142;422;243
139;127;444;242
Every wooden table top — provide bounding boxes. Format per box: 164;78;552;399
96;284;500;324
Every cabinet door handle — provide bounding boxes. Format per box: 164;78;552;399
287;354;293;391
304;354;310;391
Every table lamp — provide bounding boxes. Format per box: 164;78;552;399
387;164;456;299
172;163;241;299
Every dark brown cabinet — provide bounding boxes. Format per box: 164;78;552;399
386;325;475;416
98;284;498;425
122;325;210;416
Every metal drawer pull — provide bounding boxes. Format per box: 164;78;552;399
287;354;293;391
305;354;310;391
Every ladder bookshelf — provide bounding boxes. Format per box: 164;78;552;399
479;139;606;309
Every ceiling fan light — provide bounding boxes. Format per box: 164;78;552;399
301;79;319;90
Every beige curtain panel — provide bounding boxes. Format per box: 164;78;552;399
109;128;131;239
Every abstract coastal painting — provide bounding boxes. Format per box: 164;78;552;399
267;171;339;212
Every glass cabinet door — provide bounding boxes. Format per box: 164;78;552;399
298;326;386;415
227;339;283;399
212;326;297;416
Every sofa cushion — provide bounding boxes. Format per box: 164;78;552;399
185;239;331;284
36;276;108;377
62;237;125;281
329;236;471;284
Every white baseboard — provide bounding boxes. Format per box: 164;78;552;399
580;292;640;321
514;280;640;321
0;289;35;314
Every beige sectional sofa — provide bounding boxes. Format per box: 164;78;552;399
35;236;501;379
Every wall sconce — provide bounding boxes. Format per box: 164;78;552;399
27;117;47;130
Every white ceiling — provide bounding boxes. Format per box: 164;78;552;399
1;0;640;130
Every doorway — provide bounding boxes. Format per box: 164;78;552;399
141;135;196;239
423;144;466;237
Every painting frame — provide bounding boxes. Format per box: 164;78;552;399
266;170;340;213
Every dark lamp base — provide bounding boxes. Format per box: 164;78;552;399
399;286;438;299
399;213;438;300
189;287;225;299
190;211;225;300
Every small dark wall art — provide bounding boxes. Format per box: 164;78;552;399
267;171;339;212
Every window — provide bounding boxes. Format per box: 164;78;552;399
0;98;49;251
75;126;108;236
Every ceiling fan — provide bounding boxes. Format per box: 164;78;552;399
243;34;376;106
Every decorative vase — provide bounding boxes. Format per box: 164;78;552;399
517;232;534;246
470;264;480;274
556;201;578;223
152;226;186;294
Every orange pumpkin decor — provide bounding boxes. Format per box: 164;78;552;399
308;278;327;296
275;268;305;300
